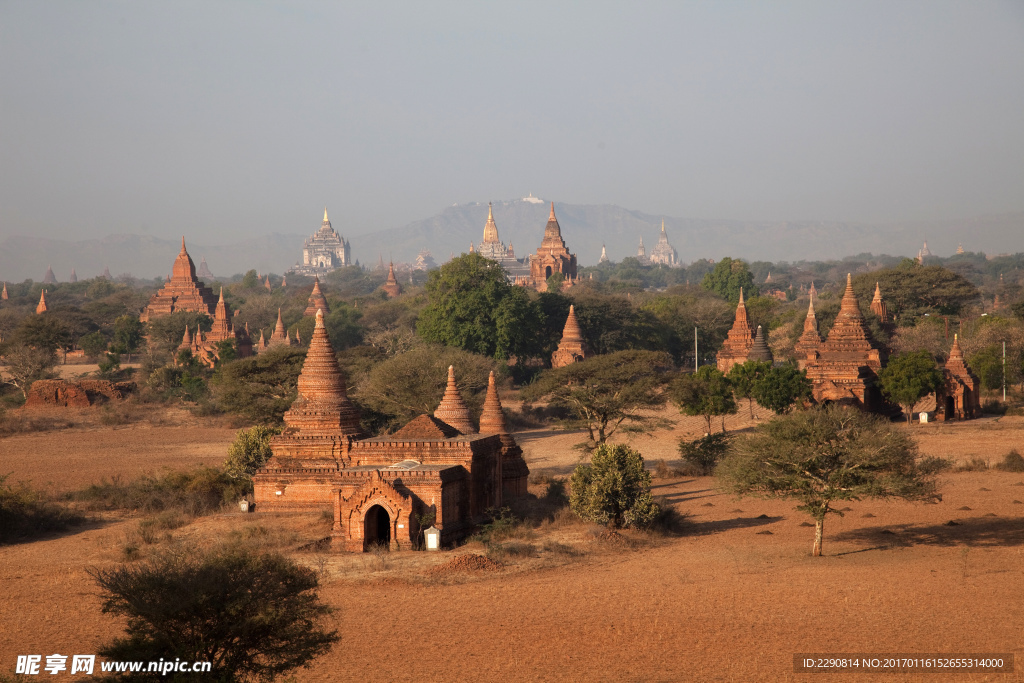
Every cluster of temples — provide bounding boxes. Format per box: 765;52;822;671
144;238;253;364
253;309;529;551
716;274;981;420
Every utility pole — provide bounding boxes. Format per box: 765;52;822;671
694;327;698;372
1003;341;1007;403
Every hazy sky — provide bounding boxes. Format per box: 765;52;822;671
2;1;1022;244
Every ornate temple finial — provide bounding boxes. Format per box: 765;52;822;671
36;289;47;314
549;201;556;221
738;287;745;305
323;207;329;223
218;286;224;302
488;202;493;220
315;308;324;325
182;324;191;344
661;219;666;233
180;236;187;253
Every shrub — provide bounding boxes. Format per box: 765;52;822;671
678;432;730;475
569;444;659;529
0;475;84;544
996;450;1024;472
91;547;338;681
70;468;250;516
982;399;1007;416
224;425;281;480
956;458;989;472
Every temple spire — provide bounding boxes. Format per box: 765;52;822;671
479;371;510;435
323;207;329;223
549;201;556;221
434;365;475;434
36;289;48;314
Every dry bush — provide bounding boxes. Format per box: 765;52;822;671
996;450;1024;472
0;475;85;544
653;459;671;479
0;411;76;437
69;468;250;517
956;457;989;472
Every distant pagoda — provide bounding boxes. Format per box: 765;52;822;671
528;203;577;290
289;208;352;276
648;220;678;266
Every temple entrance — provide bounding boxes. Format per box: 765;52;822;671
945;395;955;419
545;266;552;278
363;505;391;550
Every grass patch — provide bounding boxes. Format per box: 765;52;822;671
0;475;85;544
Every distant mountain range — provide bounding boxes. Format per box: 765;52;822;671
1;200;1021;281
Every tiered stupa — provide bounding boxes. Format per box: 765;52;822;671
381;262;402;298
140;237;219;322
636;236;647;263
69;269;77;283
434;366;476;434
528;203;577;290
551;305;590;368
268;309;293;348
479;371;529;497
747;325;773;363
937;334;981;420
102;266;112;279
264;275;272;292
803;274;885;408
268;309;364;460
42;266;57;285
793;296;822;369
599;244;609;264
36;289;48;314
303;277;330;317
2;282;8;300
870;282;890;323
715;288;755;372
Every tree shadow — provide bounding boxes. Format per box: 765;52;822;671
681;515;783;537
654;487;720;505
833;516;1024;549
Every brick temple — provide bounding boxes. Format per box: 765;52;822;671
253;310;528;551
145;238;251;364
551;304;589;368
527;203;578;290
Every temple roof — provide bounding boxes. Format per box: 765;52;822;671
304;276;330;316
392;414;462;439
561;304;584;343
540;202;568;251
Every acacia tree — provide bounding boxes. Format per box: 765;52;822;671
1;345;58;398
727;360;771;418
91;547;338;682
717;406;940;556
877;350;946;423
521;350;674;444
670;365;737;434
569;444;660;529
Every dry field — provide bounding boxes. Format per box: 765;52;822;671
1;412;1023;682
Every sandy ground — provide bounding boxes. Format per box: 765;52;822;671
1;412;1023;681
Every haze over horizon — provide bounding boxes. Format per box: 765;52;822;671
1;1;1023;247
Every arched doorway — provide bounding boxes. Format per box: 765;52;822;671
363;505;391;550
545;266;553;278
945;395;955;419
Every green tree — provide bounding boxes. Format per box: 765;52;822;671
727;360;772;418
417;253;544;360
717;406;940;556
521;350;674;444
546;271;565;293
78;331;109;359
669;365;737;434
877;350;945;423
13;314;71;354
241;269;260;289
751;363;813;415
851;263;979;321
91;547;338;682
700;257;759;303
354;345;495;432
966;344;1007;392
225;425;282;480
210;347;306;424
113;314;145;361
147;311;213;352
569;444;660;529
